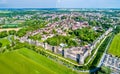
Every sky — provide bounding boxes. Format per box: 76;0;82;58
0;0;120;8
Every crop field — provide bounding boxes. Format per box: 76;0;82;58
108;33;120;57
0;48;77;74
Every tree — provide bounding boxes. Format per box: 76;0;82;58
101;23;112;29
53;17;59;22
71;27;100;43
52;29;57;34
8;30;16;35
97;66;111;74
114;25;120;34
0;31;8;38
6;44;11;50
29;34;42;41
0;42;2;48
45;35;77;47
61;16;67;19
16;28;27;37
89;21;97;26
73;16;86;22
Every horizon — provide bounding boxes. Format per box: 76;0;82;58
0;8;120;9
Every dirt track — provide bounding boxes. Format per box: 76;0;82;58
0;28;21;32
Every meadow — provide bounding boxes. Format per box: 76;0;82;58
0;37;10;47
1;24;18;28
0;48;78;74
108;33;120;57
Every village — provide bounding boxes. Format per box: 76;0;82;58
12;13;113;64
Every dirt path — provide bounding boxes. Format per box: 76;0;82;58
0;28;21;32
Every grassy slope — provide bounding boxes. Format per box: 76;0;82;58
0;48;77;74
108;33;120;57
0;38;10;47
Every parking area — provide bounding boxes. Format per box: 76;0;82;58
102;54;120;73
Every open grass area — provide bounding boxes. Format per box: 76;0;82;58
0;38;10;47
1;24;18;28
108;33;120;57
0;48;78;74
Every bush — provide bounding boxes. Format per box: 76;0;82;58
45;35;77;47
29;34;42;41
70;27;100;43
16;28;27;37
0;31;8;38
114;25;120;34
8;30;16;35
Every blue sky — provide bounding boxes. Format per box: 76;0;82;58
0;0;120;8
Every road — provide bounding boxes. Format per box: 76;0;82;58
0;28;21;32
89;33;113;73
84;34;109;66
97;33;114;67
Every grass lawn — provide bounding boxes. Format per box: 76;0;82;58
2;24;18;28
108;33;120;57
0;38;10;47
0;48;78;74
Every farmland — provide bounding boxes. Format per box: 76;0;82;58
108;33;120;57
0;48;78;74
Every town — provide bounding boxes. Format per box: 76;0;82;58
0;8;120;74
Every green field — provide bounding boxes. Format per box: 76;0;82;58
2;24;18;28
108;33;120;57
0;38;10;47
0;48;78;74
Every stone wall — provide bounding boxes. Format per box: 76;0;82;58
15;28;113;65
